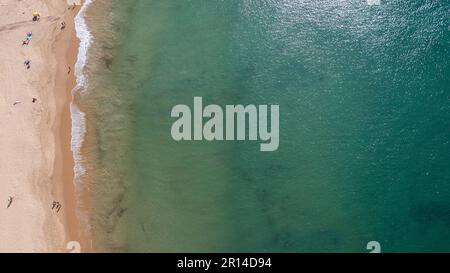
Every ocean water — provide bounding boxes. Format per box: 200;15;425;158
75;0;450;252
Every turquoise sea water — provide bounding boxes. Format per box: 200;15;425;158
78;0;450;252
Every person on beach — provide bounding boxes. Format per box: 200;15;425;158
22;32;32;46
52;201;62;213
7;196;13;209
32;11;40;22
32;98;37;103
24;60;31;69
22;32;33;46
61;22;66;30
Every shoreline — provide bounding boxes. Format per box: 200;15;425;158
52;2;90;252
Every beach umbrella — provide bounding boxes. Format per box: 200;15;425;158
32;11;39;16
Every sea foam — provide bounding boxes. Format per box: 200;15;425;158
72;0;93;180
74;0;93;90
71;0;95;241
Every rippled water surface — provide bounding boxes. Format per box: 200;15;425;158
79;0;450;252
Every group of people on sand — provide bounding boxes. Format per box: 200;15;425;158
6;196;63;214
7;196;14;209
52;201;63;213
13;14;45;104
22;11;70;71
22;12;39;70
22;31;33;69
22;16;34;69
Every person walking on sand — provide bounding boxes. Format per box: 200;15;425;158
52;201;62;213
22;38;30;46
7;196;13;209
24;60;31;69
22;32;32;46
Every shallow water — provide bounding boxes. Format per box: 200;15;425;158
77;0;450;252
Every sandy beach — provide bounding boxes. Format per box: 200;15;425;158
0;0;84;252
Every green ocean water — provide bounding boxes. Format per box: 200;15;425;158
79;0;450;252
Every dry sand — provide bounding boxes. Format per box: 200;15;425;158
0;0;84;252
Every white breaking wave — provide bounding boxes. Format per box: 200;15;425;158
74;0;93;89
71;0;95;240
367;0;381;6
72;0;94;180
70;104;87;177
